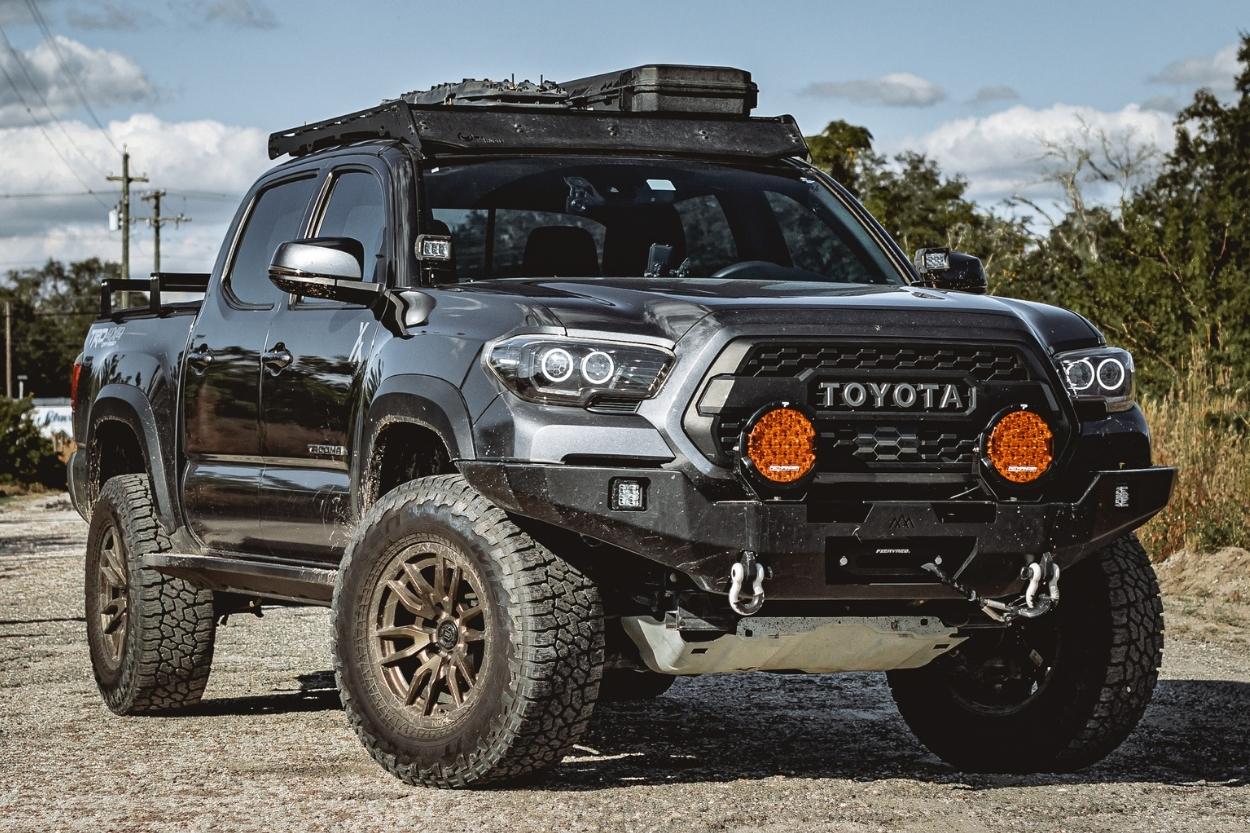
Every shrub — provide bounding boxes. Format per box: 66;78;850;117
0;396;60;488
1138;351;1250;559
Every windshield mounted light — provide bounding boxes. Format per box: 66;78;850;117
1056;347;1135;412
486;335;672;406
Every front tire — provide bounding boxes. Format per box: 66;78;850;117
333;474;604;788
888;534;1164;772
85;474;216;714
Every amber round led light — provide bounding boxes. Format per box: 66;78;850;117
987;410;1053;484
745;406;817;484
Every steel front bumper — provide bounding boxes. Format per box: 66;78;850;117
458;462;1175;601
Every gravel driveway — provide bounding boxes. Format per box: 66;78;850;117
1;493;1247;833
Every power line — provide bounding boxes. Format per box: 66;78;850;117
0;23;108;177
0;56;109;208
22;0;121;154
0;191;98;199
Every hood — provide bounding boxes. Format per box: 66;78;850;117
451;277;1102;351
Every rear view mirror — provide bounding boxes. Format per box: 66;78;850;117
268;237;383;304
913;247;988;295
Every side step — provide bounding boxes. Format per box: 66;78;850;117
142;553;336;606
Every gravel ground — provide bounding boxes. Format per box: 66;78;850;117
1;493;1247;833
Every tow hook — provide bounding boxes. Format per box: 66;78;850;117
728;551;766;616
923;553;1061;624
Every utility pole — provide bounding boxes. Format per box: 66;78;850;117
107;148;147;306
138;190;191;275
3;301;10;399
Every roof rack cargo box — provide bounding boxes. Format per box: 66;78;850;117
562;65;758;116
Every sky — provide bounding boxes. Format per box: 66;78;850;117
0;0;1245;276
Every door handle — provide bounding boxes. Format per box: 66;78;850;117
262;343;294;376
187;343;214;374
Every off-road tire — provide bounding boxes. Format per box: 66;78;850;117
599;669;676;702
332;474;604;788
888;533;1164;772
85;474;216;713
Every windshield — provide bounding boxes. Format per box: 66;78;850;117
421;157;903;285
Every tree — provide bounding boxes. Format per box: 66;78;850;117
0;258;117;398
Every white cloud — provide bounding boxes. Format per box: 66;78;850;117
65;1;143;31
0;113;269;274
0;35;152;126
899;103;1176;204
801;72;946;107
1150;43;1240;92
969;85;1019;105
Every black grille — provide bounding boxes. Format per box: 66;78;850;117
716;341;1036;471
739;343;1027;383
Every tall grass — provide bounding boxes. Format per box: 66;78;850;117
1137;352;1250;560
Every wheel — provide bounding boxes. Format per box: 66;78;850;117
599;668;676;702
888;533;1164;773
85;474;216;713
333;474;604;788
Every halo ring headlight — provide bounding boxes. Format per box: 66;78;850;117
1096;357;1126;391
540;348;574;383
1064;358;1096;392
580;351;615;385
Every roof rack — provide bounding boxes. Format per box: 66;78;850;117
267;65;806;162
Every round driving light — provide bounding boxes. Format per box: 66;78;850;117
581;351;615;385
540;348;574;383
1097;357;1126;391
986;410;1053;484
745;406;817;485
1064;358;1095;392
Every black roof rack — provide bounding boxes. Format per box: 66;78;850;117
267;65;807;162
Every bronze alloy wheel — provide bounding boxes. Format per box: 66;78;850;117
369;537;488;719
95;523;128;665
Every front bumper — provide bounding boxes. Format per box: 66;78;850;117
458;461;1175;601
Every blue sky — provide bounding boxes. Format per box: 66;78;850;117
0;0;1245;273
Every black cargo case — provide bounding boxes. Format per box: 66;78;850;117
561;65;758;116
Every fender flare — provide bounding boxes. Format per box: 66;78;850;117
355;374;476;502
85;385;180;531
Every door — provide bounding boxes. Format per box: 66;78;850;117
256;165;388;561
181;173;319;552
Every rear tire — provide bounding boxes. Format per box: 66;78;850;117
333;474;604;788
85;474;216;714
888;533;1164;772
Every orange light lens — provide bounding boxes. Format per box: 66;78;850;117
987;410;1053;483
745;407;816;484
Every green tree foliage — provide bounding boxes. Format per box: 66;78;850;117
0;396;59;486
0;258;116;398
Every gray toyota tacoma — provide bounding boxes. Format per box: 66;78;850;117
70;65;1174;787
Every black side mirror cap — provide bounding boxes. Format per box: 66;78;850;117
913;247;988;295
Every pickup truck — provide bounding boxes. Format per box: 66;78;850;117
70;65;1175;788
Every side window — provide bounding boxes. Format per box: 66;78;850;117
315;170;387;282
226;176;318;306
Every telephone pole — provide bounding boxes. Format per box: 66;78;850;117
138;190;191;274
107;148;147;306
3;301;11;399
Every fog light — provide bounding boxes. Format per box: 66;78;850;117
610;478;647;511
744;405;817;485
986;410;1053;484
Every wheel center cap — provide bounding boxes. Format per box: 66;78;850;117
436;620;459;650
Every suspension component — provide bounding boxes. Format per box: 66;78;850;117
923;553;1060;624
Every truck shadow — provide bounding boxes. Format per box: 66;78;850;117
541;673;1250;790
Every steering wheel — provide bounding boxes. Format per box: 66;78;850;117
710;260;782;279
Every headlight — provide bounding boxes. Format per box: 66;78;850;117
1055;347;1134;412
486;335;673;406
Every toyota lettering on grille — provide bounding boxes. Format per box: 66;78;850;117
816;381;976;412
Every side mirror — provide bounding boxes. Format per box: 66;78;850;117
913;247;988;295
268;237;384;304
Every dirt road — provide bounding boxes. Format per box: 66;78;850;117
1;493;1247;833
